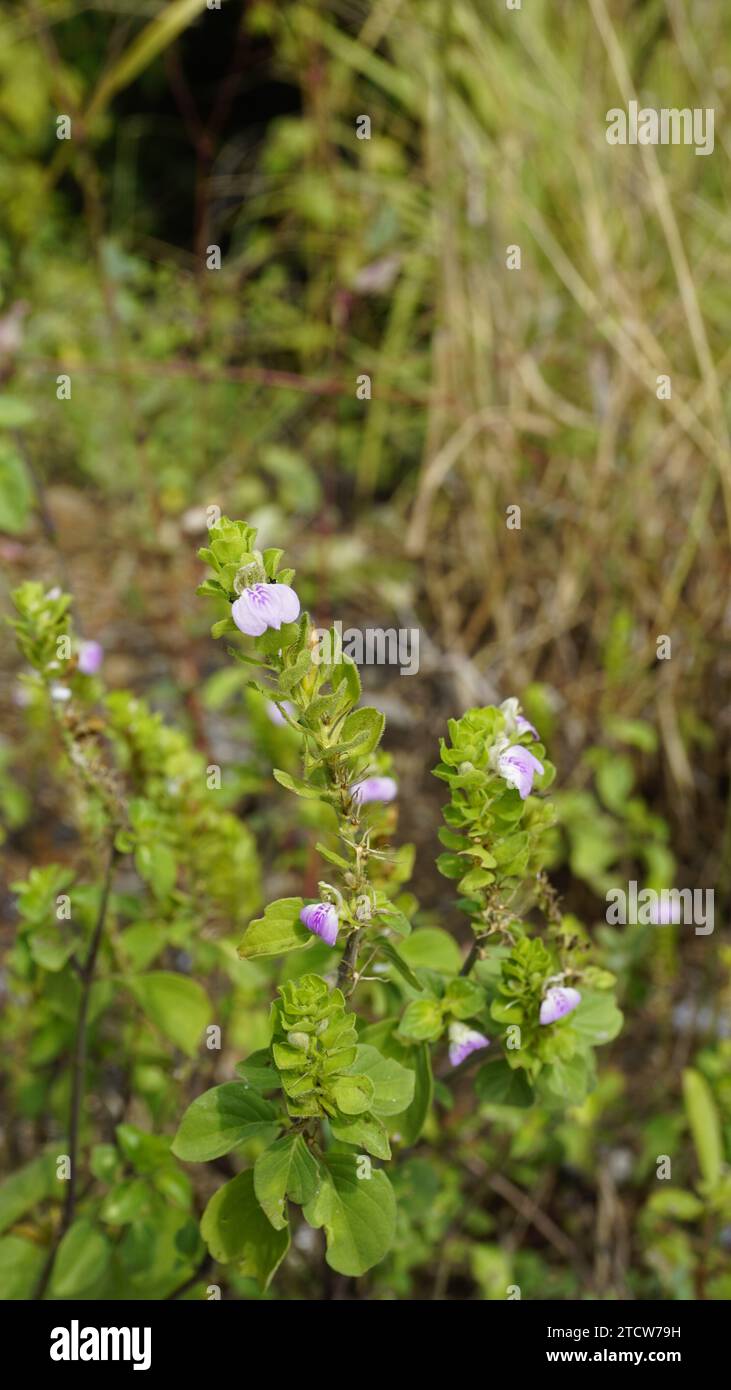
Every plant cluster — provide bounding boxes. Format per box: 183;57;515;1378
172;518;624;1281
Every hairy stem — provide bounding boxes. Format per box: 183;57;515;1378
337;927;363;994
34;841;117;1299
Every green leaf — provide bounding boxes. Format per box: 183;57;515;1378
332;655;361;704
540;1051;595;1106
273;769;324;799
253;1135;321;1230
683;1068;723;1191
0;1236;45;1299
118;922;167;972
50;1219;111;1297
238;897;313;959
399;928;462;974
117;1123;176;1174
347;1045;415;1116
172;1084;279;1162
475;1060;533;1108
330;1073;375;1115
337;706;385;756
0;397;34;427
375;938;422;991
604;716;658;754
126;973;212;1057
357;1025;432;1143
0;1151;57;1235
201;1169;289;1287
134;842;177;899
0;446;34;535
398;1045;433;1144
330;1112;391;1160
87;0;211;121
443;976;486;1020
596;754;634;813
100;1178;152;1225
645;1188;705;1222
234;1051;279;1092
303;1153;396;1277
27;924;77;972
315;842;351;870
279;649;312;692
436;852;465;880
397;997;444;1043
570;991;623;1047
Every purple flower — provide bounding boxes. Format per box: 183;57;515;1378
497;745;544;799
300;901;339;947
539;986;582;1026
448;1022;490;1067
266;699;295;727
500;696;538;740
649;894;682;925
232;583;300;638
352;776;397;805
78;640;104;675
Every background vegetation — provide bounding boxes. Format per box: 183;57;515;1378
1;0;730;1300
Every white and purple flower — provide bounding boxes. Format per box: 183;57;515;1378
539;986;582;1026
497;745;544;799
500;696;539;741
78;640;104;675
649;895;682;925
351;776;398;805
232;583;300;638
299;901;339;947
448;1022;490;1067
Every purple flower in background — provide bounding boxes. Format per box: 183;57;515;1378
232;583;300;637
649;894;682;925
300;901;339;947
497;745;544;799
266;700;295;727
539;986;582;1026
352;776;398;805
448;1022;490;1067
516;714;539;739
78;640;104;675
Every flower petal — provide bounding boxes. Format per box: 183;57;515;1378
539;986;581;1025
299;901;339;947
78;640;104;675
352;776;398;805
232;586;277;636
268;583;301;626
448;1022;490;1067
497;745;544;799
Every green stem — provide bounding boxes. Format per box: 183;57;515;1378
34;841;118;1299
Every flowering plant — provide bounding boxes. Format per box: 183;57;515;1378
4;581;259;1299
173;518;623;1283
